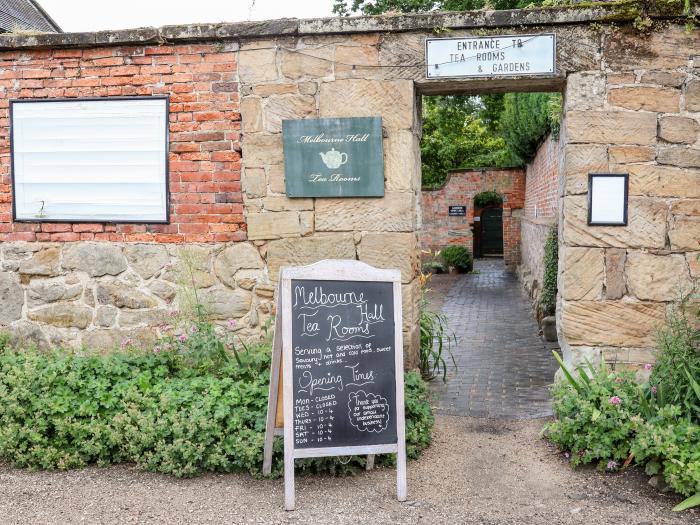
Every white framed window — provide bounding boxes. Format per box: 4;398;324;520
11;97;169;223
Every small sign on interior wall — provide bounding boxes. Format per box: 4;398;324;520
588;173;629;226
282;117;385;198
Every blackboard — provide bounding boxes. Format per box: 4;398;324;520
263;260;407;510
449;205;466;216
291;279;397;449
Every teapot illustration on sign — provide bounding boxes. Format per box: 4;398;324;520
319;148;348;169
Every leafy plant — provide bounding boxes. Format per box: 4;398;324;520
474;191;503;208
422;260;446;274
0;336;435;478
538;225;558;318
650;303;700;422
418;273;456;381
441;245;473;272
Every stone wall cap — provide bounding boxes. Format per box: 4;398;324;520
0;4;694;50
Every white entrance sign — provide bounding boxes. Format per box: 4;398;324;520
425;33;555;79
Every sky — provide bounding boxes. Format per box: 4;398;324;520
39;0;336;33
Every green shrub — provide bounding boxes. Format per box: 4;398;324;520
650;305;700;422
0;328;434;478
539;225;558;318
545;360;643;469
474;191;503;208
441;245;473;272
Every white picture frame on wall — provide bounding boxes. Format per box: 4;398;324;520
587;173;629;226
10;96;169;223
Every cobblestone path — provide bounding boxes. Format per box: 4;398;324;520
429;259;559;418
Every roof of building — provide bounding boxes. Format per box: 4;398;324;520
0;0;60;33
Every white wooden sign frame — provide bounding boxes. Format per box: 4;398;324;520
262;260;406;511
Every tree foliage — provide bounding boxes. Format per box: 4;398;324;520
421;96;513;187
332;0;540;16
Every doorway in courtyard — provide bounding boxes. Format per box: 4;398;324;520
419;89;562;418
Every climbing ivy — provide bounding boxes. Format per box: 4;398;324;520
539;225;558;318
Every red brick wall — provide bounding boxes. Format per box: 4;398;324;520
421;168;525;270
519;136;561;301
0;44;244;243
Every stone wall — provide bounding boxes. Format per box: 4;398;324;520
0;6;697;372
421;168;525;270
0;241;274;350
558;25;700;373
518;136;562;303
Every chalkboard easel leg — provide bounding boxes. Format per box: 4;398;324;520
366;454;375;471
284;456;295;511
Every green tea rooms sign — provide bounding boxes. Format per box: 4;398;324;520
282;117;384;198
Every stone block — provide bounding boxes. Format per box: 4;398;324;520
280;48;333;80
18;247;60;277
253;83;297;96
604;248;626;300
214;243;264;288
626;251;693;302
263;94;316;133
28;277;82;306
95;306;117;328
240;97;263;133
335;44;379;78
267;164;285;194
206;287;253;320
671;200;700;216
563;143;608;195
148;280;176;302
247;211;303;240
562;300;665;347
319;79;414;130
63;243;127;277
316;192;416;232
266;233;356;280
0;272;23;324
657;146;700;169
8;321;49;350
659;116;699;144
627;164;700;198
561;246;604;300
566;111;657;146
640;70;686;88
119;309;170;328
608;146;655;165
687;252;700;278
686;80;700;112
384;130;421;192
564;72;605;111
262;196;313;212
235;269;263;290
563;195;667;249
357;232;419;284
238;46;278;83
241;133;284;166
669;216;700;251
123;244;169;279
607;86;680;113
96;282;157;309
604;26;700;70
401;278;420;335
28;304;92;329
244;167;267;198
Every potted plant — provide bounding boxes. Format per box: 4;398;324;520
441;245;473;273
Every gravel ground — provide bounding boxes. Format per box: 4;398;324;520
1;415;696;524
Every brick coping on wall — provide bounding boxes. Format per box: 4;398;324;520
421;166;524;192
0;4;693;51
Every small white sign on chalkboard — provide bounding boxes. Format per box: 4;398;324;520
425;33;556;79
263;260;406;511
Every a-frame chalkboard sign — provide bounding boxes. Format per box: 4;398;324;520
263;260;407;510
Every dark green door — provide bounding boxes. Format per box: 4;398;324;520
481;208;503;256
